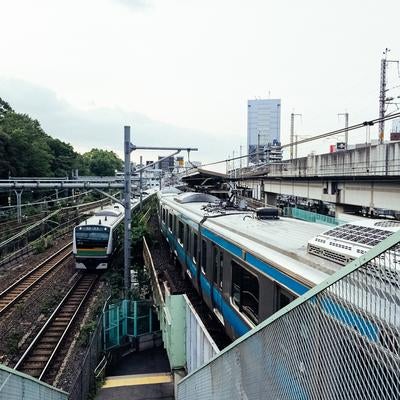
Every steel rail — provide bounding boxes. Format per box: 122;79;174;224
15;273;98;380
0;243;72;315
38;274;98;380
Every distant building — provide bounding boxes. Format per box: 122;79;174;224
157;156;175;171
176;156;184;168
391;118;400;141
247;99;281;164
264;140;283;163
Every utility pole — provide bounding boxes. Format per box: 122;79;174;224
290;113;302;160
338;112;349;147
379;49;389;144
14;190;23;223
123;126;132;294
239;145;242;178
139;155;143;211
378;48;400;143
256;132;260;164
123;133;198;294
232;150;235;178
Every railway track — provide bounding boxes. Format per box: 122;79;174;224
0;243;72;315
15;273;98;380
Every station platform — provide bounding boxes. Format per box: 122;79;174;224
96;347;174;400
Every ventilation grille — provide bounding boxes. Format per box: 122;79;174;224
308;244;350;265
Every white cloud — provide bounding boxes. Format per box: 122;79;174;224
1;0;400;163
0;78;234;168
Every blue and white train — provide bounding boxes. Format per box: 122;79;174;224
157;189;400;340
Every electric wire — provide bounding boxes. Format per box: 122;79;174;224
195;112;400;169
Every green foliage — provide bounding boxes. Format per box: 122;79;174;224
0;97;121;179
33;236;53;254
82;148;123;176
5;332;22;355
78;320;98;347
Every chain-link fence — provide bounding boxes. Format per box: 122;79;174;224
68;314;104;400
177;230;400;400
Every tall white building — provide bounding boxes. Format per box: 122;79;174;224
247;99;281;163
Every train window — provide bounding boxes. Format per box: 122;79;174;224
162;208;166;223
193;232;198;264
277;288;295;311
168;213;173;231
185;225;190;251
231;261;259;324
212;244;218;284
178;221;184;245
232;263;241;306
201;239;207;274
219;252;224;289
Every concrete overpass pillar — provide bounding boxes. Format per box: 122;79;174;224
265;192;277;206
335;204;345;218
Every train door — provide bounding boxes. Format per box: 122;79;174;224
211;244;224;324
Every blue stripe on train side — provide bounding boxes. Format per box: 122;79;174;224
246;254;309;296
320;297;378;341
201;228;243;258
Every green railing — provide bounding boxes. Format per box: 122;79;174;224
284;207;344;226
103;300;156;350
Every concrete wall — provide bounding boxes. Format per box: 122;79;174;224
243;178;400;210
252;141;400;178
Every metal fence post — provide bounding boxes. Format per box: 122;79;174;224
134;301;138;337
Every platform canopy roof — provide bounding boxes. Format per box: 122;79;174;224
181;168;228;188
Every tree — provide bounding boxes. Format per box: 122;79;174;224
0;97;122;179
83;149;123;176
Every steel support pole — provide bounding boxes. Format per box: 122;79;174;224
379;57;387;144
14;190;23;223
139;155;143;211
124;126;132;294
290;113;294;160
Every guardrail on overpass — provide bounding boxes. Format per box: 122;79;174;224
177;229;400;399
0;363;68;400
241;141;400;179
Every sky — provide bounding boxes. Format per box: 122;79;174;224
1;0;400;171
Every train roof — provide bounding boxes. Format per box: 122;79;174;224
76;203;124;229
159;192;338;287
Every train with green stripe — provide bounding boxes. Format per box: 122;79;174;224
73;203;124;271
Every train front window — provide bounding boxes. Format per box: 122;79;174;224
231;261;259;324
76;226;110;247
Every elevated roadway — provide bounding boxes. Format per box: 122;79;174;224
238;141;400;212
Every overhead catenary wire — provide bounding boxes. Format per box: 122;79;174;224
195;112;400;170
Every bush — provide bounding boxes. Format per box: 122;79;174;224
33;236;53;254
